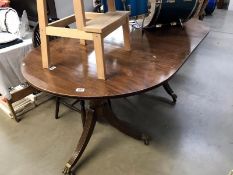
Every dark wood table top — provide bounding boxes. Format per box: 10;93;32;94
21;19;209;99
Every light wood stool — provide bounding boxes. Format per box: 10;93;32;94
37;0;131;80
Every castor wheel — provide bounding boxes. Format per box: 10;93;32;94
142;134;150;145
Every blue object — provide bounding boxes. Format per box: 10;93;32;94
102;0;198;26
205;0;217;15
101;0;148;17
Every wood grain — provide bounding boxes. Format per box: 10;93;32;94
21;19;209;99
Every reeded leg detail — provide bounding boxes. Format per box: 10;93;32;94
63;109;97;174
163;81;177;103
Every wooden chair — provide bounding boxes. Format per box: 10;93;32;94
37;0;131;80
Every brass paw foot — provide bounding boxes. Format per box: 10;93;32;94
63;164;71;174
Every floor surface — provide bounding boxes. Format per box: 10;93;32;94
0;10;233;175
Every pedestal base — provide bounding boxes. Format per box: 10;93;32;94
63;99;149;174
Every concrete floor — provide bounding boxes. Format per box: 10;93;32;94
0;10;233;175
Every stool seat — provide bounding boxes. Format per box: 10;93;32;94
84;11;130;34
37;0;131;80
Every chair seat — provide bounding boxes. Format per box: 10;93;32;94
83;11;130;34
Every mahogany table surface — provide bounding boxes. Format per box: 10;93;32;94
21;19;209;99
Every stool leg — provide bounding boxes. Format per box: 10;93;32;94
37;0;50;68
122;16;131;51
108;0;116;11
93;33;106;80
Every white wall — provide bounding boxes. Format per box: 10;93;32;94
229;0;233;10
54;0;94;18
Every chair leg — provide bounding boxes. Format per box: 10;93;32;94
122;16;131;51
93;33;106;80
55;97;60;119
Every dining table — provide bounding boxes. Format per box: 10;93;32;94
21;19;209;174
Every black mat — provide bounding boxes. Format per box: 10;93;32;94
0;39;23;49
